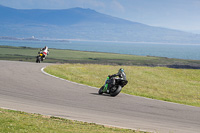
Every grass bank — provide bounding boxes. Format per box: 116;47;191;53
45;64;200;107
1;45;200;68
0;108;145;133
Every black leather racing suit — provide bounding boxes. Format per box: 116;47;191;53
107;71;127;91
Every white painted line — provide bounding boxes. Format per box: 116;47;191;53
41;67;98;90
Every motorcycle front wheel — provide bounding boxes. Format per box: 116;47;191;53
36;56;41;63
98;86;104;95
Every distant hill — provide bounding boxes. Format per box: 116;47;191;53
1;5;200;43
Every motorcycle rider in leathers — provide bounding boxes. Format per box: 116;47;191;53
40;46;49;60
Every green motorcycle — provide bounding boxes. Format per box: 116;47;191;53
98;76;128;97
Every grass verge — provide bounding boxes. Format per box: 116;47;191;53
1;45;200;68
45;64;200;107
0;108;145;133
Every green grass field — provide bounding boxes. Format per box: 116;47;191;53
1;45;200;68
0;108;145;133
45;64;200;107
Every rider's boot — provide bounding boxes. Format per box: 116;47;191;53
107;89;110;93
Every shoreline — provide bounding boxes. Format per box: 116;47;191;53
1;36;200;46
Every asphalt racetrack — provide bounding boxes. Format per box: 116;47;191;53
0;60;200;133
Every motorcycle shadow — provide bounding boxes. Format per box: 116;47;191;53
90;93;113;97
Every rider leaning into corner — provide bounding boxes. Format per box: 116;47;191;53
40;46;49;59
105;68;127;93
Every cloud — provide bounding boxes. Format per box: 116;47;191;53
110;0;125;13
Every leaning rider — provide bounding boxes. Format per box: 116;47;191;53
104;68;127;93
40;46;49;59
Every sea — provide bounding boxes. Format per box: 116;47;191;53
0;39;200;60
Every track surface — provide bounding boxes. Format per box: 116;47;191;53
0;60;200;133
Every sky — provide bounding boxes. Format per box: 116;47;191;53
1;0;200;33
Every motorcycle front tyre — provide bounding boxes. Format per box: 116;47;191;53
110;85;122;97
98;86;104;94
36;57;39;63
36;56;41;63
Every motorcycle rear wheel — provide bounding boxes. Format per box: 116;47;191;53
110;85;122;97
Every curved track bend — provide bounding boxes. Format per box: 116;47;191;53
0;60;200;133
